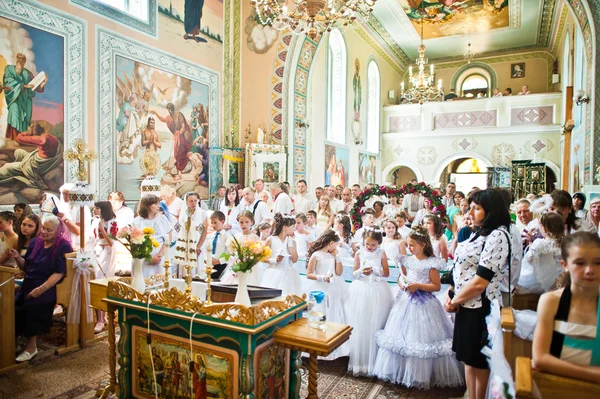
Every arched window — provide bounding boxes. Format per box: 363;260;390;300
327;29;347;143
461;74;489;97
73;0;154;35
573;30;586;125
366;60;380;153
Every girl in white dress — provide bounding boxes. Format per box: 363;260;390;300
345;227;394;376
315;195;334;230
517;212;564;294
91;201;118;332
382;219;406;265
383;196;402;220
174;192;208;278
131;195;172;278
294;213;312;260
305;230;349;359
220;187;241;236
333;214;355;260
262;213;302;296
374;226;464;389
220;211;262;285
423;213;448;261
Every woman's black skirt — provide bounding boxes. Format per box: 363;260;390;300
452;298;491;369
16;300;56;338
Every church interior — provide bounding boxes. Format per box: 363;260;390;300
1;0;600;398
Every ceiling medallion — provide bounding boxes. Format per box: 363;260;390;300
251;0;378;40
399;4;443;104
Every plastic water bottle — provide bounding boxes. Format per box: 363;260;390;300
307;291;326;329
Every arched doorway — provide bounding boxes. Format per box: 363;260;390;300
390;166;417;186
437;156;490;194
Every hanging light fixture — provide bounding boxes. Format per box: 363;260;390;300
464;42;475;64
251;0;377;40
399;5;443;104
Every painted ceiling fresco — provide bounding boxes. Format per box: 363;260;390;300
399;0;510;39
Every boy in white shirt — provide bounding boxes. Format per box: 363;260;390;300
207;211;232;279
395;211;411;240
305;210;321;241
353;209;376;247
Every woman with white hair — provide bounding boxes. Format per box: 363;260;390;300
10;214;73;362
584;196;600;233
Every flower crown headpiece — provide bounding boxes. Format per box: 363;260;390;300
363;226;383;234
281;213;296;220
335;213;349;221
410;226;428;238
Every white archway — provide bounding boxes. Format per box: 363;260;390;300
382;161;424;184
432;152;494;185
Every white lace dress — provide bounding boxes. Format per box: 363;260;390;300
305;251;349;360
261;236;303;296
373;256;464;389
382;239;402;266
517;238;562;294
345;247;394;376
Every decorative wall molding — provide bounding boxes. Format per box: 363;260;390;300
389;115;421;132
269;34;292;143
71;0;157;37
223;0;231;139
95;28;220;198
511;106;554;125
551;4;569;56
0;0;86;183
232;0;241;147
434;111;497;129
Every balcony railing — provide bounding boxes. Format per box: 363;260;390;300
383;92;563;135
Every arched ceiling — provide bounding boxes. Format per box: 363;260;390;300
367;0;560;64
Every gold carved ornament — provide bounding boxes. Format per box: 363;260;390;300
107;281;305;326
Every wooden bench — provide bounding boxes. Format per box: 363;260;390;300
501;307;532;374
515;356;600;399
0;266;26;374
512;293;541;312
56;252;95;354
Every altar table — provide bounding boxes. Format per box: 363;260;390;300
102;280;306;399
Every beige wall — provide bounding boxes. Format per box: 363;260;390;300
306;27;403;188
430;56;552;95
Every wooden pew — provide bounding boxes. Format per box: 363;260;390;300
501;307;532;374
55;252;95;354
512;293;541;311
0;266;27;374
515;356;600;399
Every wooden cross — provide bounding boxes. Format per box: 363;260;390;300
64;139;97;182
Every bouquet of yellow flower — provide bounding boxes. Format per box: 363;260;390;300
222;237;272;273
112;226;160;262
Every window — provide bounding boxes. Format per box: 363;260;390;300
95;0;149;21
327;29;347;143
461;75;489;97
72;0;156;36
366;60;380;153
574;30;585;125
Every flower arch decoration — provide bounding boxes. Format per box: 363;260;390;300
350;183;447;230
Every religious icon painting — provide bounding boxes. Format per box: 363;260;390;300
325;144;349;188
262;162;279;183
0;16;65;204
511;63;525;79
114;56;211;199
131;326;238;399
359;152;377;187
254;339;290;399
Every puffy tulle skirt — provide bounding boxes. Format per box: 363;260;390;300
345;278;393;376
261;266;303;297
373;290;464;389
305;277;350;360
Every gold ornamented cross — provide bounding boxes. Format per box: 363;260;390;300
65;139;97;182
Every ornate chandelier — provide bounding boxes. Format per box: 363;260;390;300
399;8;443;104
251;0;378;40
464;42;475;64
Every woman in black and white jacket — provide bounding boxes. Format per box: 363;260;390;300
445;189;511;399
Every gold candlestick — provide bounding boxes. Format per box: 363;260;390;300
184;264;193;295
205;264;213;305
163;260;170;288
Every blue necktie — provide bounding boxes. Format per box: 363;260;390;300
212;232;220;255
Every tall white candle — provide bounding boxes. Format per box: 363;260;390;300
206;242;212;269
